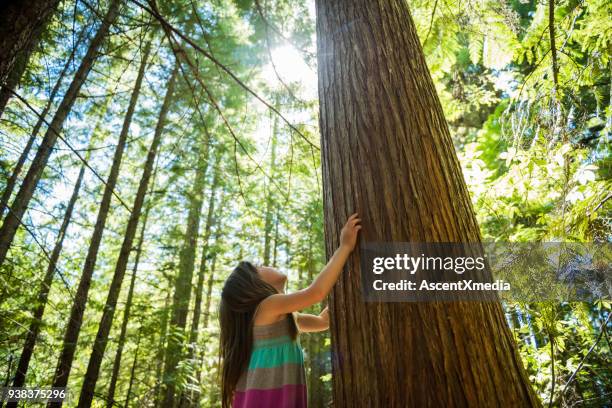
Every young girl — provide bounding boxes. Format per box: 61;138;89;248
219;213;362;408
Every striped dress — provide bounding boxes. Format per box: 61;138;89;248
233;315;307;408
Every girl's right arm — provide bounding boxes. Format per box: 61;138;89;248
257;213;362;319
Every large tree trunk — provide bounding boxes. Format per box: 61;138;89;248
315;1;540;406
0;0;60;116
77;57;175;408
0;0;121;267
105;198;153;408
161;126;211;408
47;32;151;406
0;25;86;217
5;159;86;408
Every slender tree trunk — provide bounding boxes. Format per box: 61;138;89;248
0;0;121;267
263;115;278;265
0;0;60;114
46;31;150;407
3;149;91;408
124;325;142;408
105;198;153;408
77;57;176;408
202;241;219;330
196;193;225;406
0;26;86;217
548;0;559;91
272;207;280;267
161;130;211;408
315;1;540;406
154;280;172;408
179;154;221;408
5;161;85;406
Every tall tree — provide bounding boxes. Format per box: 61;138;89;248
154;276;173;408
202;189;225;330
47;33;152;404
77;55;174;408
179;152;221;408
5;159;87;407
124;324;142;407
263;110;279;265
105;196;154;408
315;0;540;406
0;0;60;116
161;125;211;408
0;0;121;266
0;25;87;217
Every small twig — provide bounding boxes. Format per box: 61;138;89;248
423;0;439;45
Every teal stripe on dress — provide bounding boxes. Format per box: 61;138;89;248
248;342;304;369
253;335;293;350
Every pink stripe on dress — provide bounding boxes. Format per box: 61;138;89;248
233;384;307;408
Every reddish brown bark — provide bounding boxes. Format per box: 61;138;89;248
315;0;540;406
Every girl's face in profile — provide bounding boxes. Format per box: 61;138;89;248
257;266;287;293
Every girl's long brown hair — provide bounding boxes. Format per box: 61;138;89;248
219;261;297;408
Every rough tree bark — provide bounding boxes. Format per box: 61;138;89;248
162;117;211;408
315;0;540;406
0;0;121;267
77;59;176;408
0;0;60;115
47;33;152;407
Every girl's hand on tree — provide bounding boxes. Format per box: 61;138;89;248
340;213;362;251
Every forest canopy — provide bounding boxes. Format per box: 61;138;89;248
0;0;610;407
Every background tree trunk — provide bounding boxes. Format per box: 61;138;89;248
263;114;278;265
315;0;541;406
161;110;210;408
179;153;221;408
124;324;142;407
76;58;174;408
47;34;151;404
0;25;86;217
105;198;153;408
154;276;173;408
0;0;121;267
5;159;86;407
